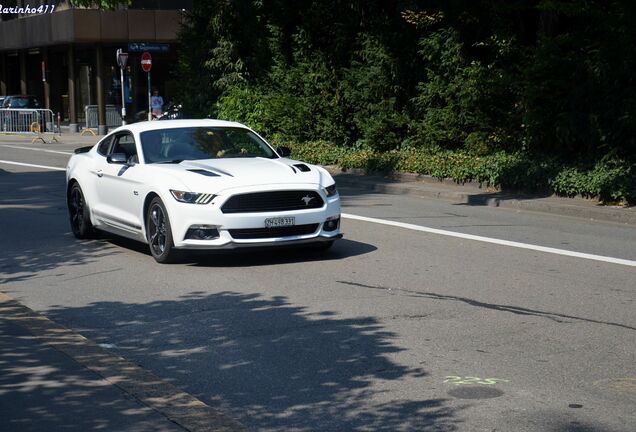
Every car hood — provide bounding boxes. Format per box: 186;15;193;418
146;157;331;193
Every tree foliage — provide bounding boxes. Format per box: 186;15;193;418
176;0;636;201
70;0;131;9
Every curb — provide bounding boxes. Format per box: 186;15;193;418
0;292;249;432
328;169;636;226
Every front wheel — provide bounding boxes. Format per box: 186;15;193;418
68;182;95;239
146;197;180;263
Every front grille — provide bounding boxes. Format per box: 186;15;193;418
229;224;319;239
221;190;323;213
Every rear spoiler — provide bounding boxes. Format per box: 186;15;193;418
74;146;92;154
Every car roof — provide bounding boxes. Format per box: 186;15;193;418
112;119;249;134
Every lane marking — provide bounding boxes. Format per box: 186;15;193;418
0;160;65;171
0;292;248;432
0;144;73;155
342;213;636;267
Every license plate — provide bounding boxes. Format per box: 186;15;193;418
265;217;295;228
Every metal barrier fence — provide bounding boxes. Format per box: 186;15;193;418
84;105;123;129
0;109;59;142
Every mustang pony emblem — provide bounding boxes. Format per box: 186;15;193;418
301;195;315;206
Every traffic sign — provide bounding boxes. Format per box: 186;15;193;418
141;52;152;73
117;49;128;69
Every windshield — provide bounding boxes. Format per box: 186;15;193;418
140;127;277;163
8;97;39;108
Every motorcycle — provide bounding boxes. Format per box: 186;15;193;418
157;103;184;121
131;103;184;123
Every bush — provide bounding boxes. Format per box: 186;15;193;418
286;142;635;204
550;159;635;203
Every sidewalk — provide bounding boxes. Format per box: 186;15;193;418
0;131;103;146
0;293;247;432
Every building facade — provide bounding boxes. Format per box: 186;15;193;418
0;0;191;133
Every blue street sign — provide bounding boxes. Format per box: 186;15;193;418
127;43;170;53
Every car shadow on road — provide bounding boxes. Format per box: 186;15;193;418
101;235;377;267
184;238;377;267
46;291;462;431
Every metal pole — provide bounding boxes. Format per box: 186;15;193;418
19;51;27;95
147;71;152;121
68;46;78;133
95;46;107;135
120;66;126;125
42;48;50;110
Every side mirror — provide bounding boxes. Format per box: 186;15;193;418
107;153;128;164
277;146;291;158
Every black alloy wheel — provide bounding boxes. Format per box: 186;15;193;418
68;183;94;239
146;197;179;263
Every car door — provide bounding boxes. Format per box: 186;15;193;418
96;131;146;234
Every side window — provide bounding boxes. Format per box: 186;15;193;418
97;136;112;156
112;133;138;161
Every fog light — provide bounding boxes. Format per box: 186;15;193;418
323;216;340;232
185;225;220;240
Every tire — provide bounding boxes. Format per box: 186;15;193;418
146;197;180;263
68;182;95;239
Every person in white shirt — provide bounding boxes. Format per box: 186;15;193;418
151;90;164;118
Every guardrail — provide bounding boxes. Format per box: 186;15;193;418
0;108;59;143
84;105;123;130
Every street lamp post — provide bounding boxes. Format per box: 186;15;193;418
116;49;129;125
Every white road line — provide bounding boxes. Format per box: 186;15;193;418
342;213;636;267
0;160;65;171
0;144;73;155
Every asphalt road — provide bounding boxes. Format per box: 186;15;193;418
1;140;635;432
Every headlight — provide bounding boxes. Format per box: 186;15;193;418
324;184;338;197
170;190;215;204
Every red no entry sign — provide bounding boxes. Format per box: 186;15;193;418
141;52;152;72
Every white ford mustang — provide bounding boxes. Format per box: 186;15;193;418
66;119;341;263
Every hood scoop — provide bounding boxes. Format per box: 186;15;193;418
182;161;234;177
187;169;220;177
293;163;311;172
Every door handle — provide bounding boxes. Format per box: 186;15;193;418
96;169;103;178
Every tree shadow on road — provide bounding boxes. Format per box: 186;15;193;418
46;291;462;431
0;170;123;285
0;317;180;432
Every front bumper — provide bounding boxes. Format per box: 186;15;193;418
164;184;342;250
179;233;343;250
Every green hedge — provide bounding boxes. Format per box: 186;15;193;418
286;141;635;205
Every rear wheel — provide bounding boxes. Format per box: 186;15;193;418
68;183;95;239
146;197;180;263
